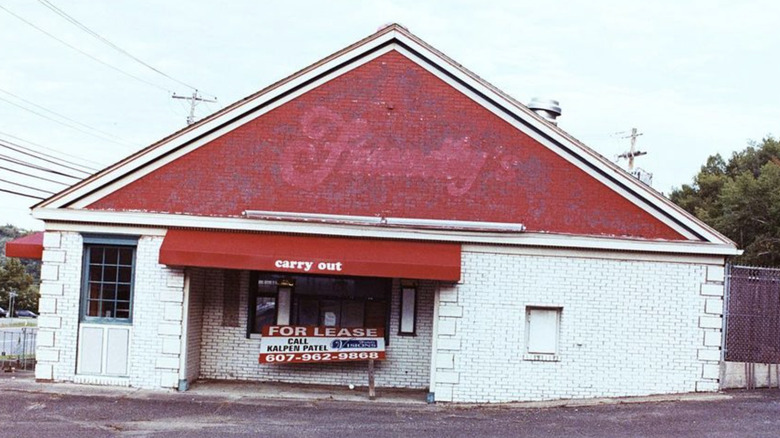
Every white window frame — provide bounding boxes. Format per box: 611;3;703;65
80;234;138;324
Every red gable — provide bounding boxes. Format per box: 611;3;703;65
87;51;684;240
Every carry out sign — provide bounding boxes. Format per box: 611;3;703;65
259;326;386;364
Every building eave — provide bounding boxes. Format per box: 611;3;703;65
33;208;741;257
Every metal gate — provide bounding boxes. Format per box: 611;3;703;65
724;265;780;363
0;327;37;370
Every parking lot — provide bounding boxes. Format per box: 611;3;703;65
2;374;780;437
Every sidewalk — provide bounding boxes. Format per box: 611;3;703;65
0;369;732;408
0;370;428;405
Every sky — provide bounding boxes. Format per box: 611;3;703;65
0;0;778;230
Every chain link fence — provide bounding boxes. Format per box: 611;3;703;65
724;265;780;363
0;327;37;371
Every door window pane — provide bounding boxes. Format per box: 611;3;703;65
82;244;135;322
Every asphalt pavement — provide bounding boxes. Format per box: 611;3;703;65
2;371;780;437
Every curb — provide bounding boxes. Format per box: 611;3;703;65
0;374;734;410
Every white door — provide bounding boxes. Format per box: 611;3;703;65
77;324;130;376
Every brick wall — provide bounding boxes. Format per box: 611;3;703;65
35;230;724;400
431;248;724;403
195;269;434;389
128;236;185;389
36;233;187;390
36;231;82;382
87;50;682;240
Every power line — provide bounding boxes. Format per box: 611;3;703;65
0;88;130;145
617;128;646;171
37;0;215;99
0;136;98;173
0;4;172;94
0;130;104;169
172;91;218;125
0;163;73;186
0;177;54;195
0;153;82;180
0;94;137;149
0;140;92;176
0;186;44;200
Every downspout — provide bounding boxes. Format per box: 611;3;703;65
178;271;191;391
427;282;441;403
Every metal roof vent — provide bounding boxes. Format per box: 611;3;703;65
527;98;562;125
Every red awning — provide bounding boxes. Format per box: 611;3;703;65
5;232;44;260
159;229;461;282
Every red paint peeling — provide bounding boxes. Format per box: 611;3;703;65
88;51;686;240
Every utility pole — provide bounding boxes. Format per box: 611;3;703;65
8;291;17;318
617;128;646;170
172;90;217;126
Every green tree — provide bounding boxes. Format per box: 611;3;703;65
670;137;780;266
0;224;41;312
0;258;38;313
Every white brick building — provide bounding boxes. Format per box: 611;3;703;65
7;25;738;403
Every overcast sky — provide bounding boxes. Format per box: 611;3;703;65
1;0;778;230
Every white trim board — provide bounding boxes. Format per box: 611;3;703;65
34;208;741;257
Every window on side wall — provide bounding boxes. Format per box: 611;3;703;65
524;306;561;362
81;235;138;323
398;284;417;335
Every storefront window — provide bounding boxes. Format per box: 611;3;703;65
248;273;390;335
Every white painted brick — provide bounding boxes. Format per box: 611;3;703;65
158;323;182;336
162;337;180;355
43;232;61;249
37;315;61;329
701;283;724;296
699;316;723;329
702;364;720;380
37;348;60;362
438;304;463;318
39;297;57;314
436;371;460;384
705;299;723;315
39;230;721;403
156;357;180;370
37;330;55;348
696;381;720;392
166;270;185;288
35;363;53;380
194;270;437;391
42;250;66;263
436;338;461;351
439;288;458;303
438;319;457;335
434;384;454;402
40;264;59;281
164;303;183;322
436;353;454;369
703;331;722;347
159;291;184;303
706;266;725;283
39;282;63;296
160;372;179;388
432;251;719;403
698;348;720;362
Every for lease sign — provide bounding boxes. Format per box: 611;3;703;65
259;326;386;364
